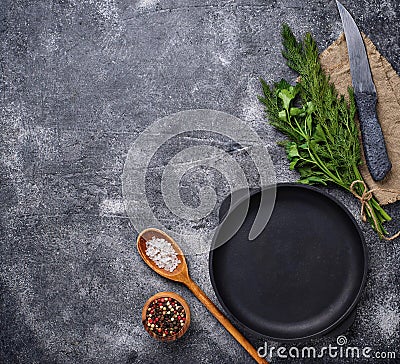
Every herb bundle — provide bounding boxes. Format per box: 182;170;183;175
259;24;392;237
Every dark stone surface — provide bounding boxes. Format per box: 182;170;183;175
1;0;399;363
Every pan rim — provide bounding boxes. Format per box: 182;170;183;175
209;182;368;342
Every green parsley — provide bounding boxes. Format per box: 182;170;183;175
259;24;392;237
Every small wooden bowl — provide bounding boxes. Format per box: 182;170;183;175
142;291;191;342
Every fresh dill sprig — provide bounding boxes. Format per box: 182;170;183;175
259;24;392;237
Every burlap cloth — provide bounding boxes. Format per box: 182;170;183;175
320;33;400;205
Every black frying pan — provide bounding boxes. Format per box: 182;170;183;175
209;183;367;341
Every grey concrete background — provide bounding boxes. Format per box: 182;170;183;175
1;0;399;363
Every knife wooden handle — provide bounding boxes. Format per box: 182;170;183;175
354;92;391;181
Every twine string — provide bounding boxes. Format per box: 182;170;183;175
350;180;400;241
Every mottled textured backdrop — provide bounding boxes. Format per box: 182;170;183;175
1;0;399;363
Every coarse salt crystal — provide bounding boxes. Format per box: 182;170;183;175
145;236;181;272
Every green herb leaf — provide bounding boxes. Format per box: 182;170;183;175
289;158;299;170
278;89;294;109
286;142;300;158
259;23;392;238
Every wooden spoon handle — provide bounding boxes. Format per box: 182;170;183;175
185;279;268;364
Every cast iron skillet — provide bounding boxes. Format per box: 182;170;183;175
209;183;367;341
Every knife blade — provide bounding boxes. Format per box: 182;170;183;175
336;0;391;181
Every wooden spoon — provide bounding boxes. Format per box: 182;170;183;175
137;228;268;364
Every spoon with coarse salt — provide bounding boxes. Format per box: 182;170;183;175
137;228;268;364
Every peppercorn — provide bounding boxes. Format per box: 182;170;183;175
144;296;187;338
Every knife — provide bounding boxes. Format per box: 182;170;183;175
336;0;391;181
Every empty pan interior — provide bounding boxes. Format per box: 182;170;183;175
209;184;367;341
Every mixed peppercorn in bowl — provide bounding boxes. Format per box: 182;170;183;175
142;292;190;342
